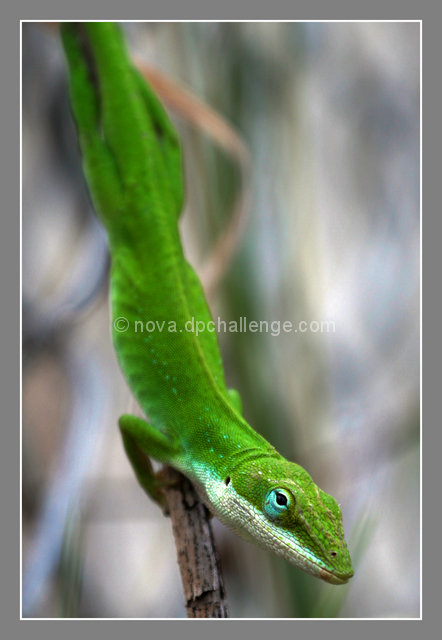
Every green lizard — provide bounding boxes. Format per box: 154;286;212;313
61;22;353;585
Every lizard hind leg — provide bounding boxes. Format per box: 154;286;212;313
118;414;179;510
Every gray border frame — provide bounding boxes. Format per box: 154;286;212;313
3;0;437;638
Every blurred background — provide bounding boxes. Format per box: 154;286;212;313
22;21;420;618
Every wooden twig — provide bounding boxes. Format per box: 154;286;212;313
160;466;229;618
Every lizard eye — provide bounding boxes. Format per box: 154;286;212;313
264;488;291;519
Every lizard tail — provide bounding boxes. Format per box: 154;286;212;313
61;22;184;243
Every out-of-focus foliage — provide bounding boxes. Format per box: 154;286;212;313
22;22;420;618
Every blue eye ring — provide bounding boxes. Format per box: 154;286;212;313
264;488;291;519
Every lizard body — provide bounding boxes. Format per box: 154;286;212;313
61;22;353;585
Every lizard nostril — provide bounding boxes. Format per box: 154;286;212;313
225;476;231;486
330;551;337;557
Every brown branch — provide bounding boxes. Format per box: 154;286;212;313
160;466;229;618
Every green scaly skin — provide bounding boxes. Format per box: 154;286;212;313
61;22;353;585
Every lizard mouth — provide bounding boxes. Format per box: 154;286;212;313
318;567;354;585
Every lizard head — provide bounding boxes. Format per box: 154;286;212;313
217;454;354;584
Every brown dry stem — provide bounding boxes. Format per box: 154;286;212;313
160;466;229;618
